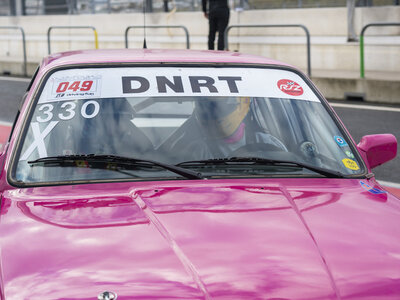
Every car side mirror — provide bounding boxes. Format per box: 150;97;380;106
357;134;397;169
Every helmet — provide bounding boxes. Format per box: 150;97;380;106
194;97;250;138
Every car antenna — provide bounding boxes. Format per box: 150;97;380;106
142;0;147;49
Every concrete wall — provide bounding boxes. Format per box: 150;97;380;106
0;6;399;101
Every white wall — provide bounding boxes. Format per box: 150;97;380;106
0;6;399;77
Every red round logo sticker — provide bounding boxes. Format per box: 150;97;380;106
277;79;304;96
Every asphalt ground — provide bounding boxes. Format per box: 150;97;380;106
0;76;28;123
0;77;399;185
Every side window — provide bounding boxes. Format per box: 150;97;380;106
8;65;40;143
7;91;29;143
26;66;40;92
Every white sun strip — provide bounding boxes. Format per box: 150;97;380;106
38;67;321;103
330;102;400;113
20;121;58;161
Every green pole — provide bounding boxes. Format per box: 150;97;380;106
360;34;365;78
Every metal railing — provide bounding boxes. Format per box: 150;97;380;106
3;0;399;16
360;22;400;78
125;25;190;49
224;24;311;77
0;26;27;76
47;26;99;54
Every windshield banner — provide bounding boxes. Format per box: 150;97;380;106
39;67;320;103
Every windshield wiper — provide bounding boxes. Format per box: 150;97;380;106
28;154;203;180
176;157;344;178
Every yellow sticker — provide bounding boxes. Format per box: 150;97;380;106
342;158;359;170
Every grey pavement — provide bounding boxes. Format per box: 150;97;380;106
0;76;29;123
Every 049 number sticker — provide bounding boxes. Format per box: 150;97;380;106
51;76;101;100
56;80;94;93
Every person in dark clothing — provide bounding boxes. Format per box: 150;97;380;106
202;0;230;50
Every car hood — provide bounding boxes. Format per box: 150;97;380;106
1;178;400;299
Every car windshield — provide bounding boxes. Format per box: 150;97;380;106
12;66;364;184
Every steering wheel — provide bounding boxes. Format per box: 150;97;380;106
229;142;283;157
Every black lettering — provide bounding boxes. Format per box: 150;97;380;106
122;76;149;93
189;76;218;93
218;76;242;93
156;76;184;93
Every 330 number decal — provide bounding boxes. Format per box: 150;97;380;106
56;80;93;93
36;100;100;123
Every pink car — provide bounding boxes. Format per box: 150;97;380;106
0;49;398;300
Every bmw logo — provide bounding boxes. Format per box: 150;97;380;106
98;291;117;300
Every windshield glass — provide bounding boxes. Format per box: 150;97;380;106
12;66;363;183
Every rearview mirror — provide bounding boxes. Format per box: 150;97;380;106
357;134;397;169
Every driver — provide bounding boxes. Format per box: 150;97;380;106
185;97;287;159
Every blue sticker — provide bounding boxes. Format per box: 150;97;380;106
360;181;387;195
334;136;348;147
